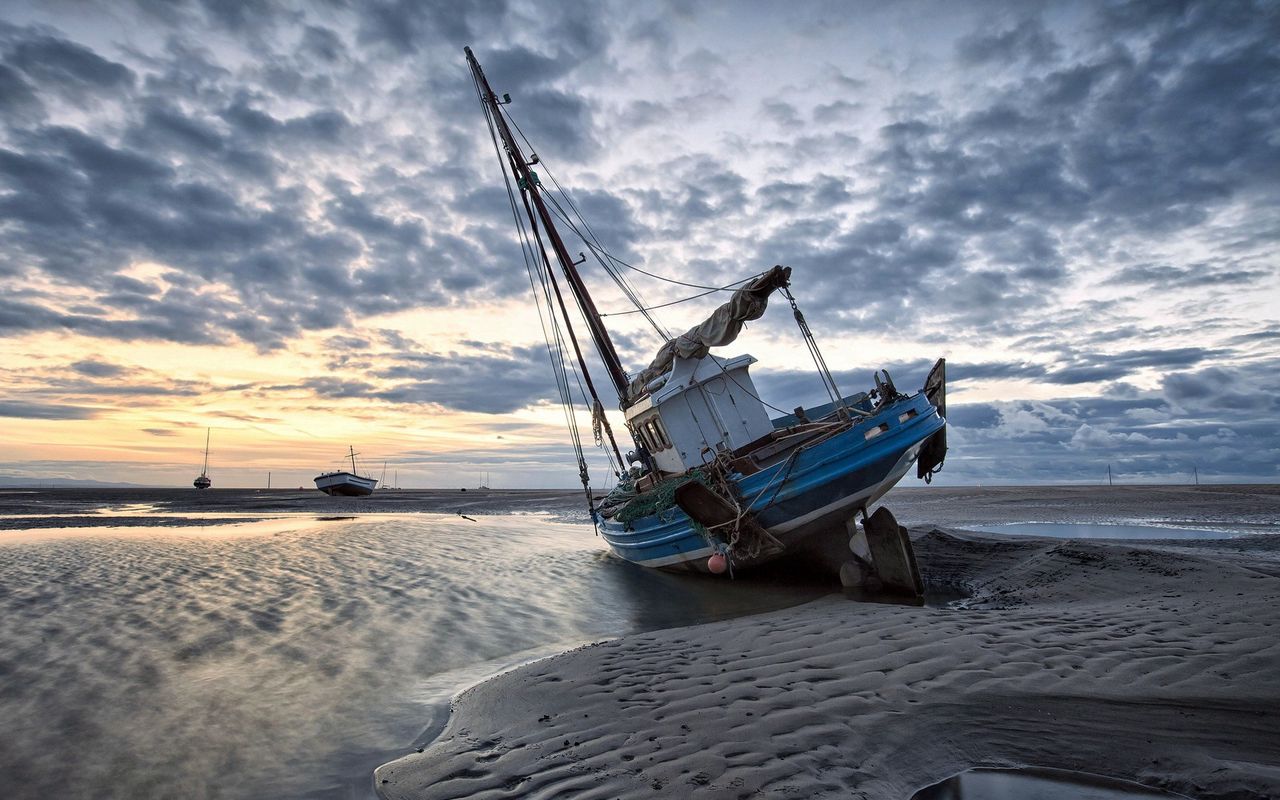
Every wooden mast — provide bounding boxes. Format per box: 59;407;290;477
465;47;630;402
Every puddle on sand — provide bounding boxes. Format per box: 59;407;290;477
966;522;1243;540
912;767;1190;799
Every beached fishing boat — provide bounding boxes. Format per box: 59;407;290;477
466;48;947;577
192;428;212;489
314;447;378;496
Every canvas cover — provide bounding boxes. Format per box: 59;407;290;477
626;265;792;402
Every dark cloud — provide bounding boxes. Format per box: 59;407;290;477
370;345;558;413
4;28;135;96
956;18;1060;66
1104;262;1270;290
761;99;802;129
0;400;99;419
812;99;860;124
356;0;507;54
504;87;600;161
1044;347;1224;385
70;359;126;378
0;62;42;118
298;25;347;64
219;96;351;144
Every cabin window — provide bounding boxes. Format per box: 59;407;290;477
644;420;667;451
652;418;672;449
898;409;918;423
864;423;890;440
637;421;652;451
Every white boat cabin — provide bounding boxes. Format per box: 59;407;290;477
624;353;773;475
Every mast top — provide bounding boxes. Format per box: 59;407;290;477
465;46;631;402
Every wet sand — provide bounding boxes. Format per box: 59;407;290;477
376;485;1280;799
0;509;839;799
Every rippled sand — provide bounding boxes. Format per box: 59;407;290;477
377;486;1280;800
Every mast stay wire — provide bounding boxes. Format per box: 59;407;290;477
782;285;847;414
506;105;799;420
542;193;670;339
540;195;769;323
504;109;761;293
596;284;739;316
494;88;859;440
492;95;624;477
522;188;626;471
472;67;620;502
504;104;827;423
501;112;666;333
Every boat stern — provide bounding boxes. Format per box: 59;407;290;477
916;358;947;481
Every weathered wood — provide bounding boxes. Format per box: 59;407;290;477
674;482;781;560
674;481;738;530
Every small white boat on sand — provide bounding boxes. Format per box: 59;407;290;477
314;447;378;496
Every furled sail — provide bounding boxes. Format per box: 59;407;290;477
626;265;792;401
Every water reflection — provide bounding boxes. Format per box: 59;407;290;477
965;522;1243;540
0;513;848;800
913;767;1189;799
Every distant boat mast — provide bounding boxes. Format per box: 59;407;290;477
193;429;212;490
1107;464;1113;486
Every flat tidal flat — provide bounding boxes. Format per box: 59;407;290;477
376;485;1280;800
0;489;832;799
2;485;1277;799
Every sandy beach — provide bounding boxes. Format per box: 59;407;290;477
376;486;1280;799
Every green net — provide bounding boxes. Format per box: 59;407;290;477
614;469;710;527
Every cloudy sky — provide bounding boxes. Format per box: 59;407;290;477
0;0;1276;489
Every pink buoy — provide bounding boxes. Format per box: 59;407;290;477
707;553;728;574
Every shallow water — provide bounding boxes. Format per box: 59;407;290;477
912;767;1188;799
0;506;833;799
965;522;1247;540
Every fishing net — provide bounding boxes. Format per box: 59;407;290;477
613;469;709;526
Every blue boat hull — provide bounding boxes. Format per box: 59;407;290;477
598;392;944;572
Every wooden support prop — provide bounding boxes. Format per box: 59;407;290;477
857;507;924;596
674;482;779;559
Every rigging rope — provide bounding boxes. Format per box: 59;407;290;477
471;67;615;514
597;284;740;316
781;286;847;414
505;108;760;338
542;194;670;338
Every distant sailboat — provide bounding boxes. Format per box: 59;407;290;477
193;429;212;489
314;447;378;496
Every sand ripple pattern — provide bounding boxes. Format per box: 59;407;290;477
377;530;1280;800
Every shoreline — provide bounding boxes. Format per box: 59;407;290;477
375;525;1280;799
